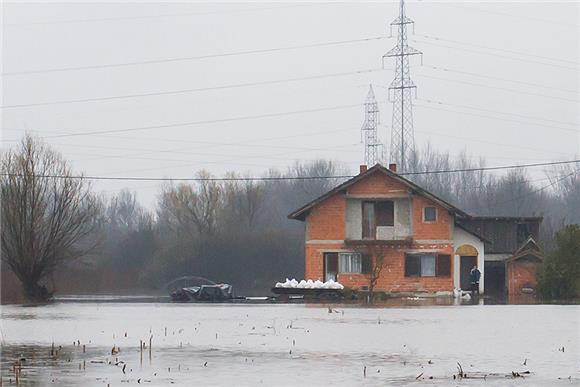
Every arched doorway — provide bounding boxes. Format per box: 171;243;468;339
456;244;478;290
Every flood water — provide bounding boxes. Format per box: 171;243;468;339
1;301;578;386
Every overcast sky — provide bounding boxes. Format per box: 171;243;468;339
2;1;579;207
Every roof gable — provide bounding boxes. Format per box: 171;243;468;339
288;164;469;221
507;236;543;262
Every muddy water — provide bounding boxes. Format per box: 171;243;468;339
1;302;578;386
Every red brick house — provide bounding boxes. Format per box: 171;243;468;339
288;164;487;294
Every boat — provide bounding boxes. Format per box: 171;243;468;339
170;283;234;302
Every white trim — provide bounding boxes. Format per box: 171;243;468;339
414;240;453;244
306;239;344;244
404;249;445;253
346;192;408;199
453;227;485;293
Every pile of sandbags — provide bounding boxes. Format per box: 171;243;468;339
274;278;344;290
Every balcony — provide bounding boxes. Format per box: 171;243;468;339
345;197;412;241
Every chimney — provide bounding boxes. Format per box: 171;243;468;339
388;163;397;173
359;165;368;174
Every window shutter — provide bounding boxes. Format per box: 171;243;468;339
362;254;372;274
436;255;451;277
405;254;421;277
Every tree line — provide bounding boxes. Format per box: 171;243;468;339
1;135;578;301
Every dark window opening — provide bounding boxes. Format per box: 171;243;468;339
405;254;421;277
406;253;449;277
361;254;372;274
423;206;437;222
376;201;394;227
362;201;395;239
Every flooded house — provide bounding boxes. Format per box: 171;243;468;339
458;216;543;296
288;163;542;295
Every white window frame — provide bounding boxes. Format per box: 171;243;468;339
338;252;362;273
420;254;436;277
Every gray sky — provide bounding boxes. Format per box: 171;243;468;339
2;1;579;207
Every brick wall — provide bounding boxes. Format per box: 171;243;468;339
507;260;539;296
306;195;346;241
304;243;344;281
305;242;454;293
347;171;408;195
412;195;452;240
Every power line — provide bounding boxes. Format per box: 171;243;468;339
425;65;578;94
8;123;569;167
414;129;572;158
440;3;580;30
415;33;580;66
413;73;579;103
0;68;388;109
2;36;388;76
41;103;366;139
65;142;360;165
6;4;315;26
375;71;579;103
10;127;357;154
414;102;578;134
410;38;579;71
401;160;580;176
3;160;579;182
1;127;358;156
463;168;580;213
417;98;578;128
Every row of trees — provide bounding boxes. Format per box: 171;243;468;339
2;135;579;301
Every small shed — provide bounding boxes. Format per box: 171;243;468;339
506;237;543;296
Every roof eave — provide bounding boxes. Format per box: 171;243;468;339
287;164;470;220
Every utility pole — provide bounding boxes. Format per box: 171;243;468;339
384;0;421;172
361;84;384;166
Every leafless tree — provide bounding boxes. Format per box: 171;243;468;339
106;189;149;232
223;173;264;229
157;171;222;236
1;135;101;301
353;243;390;303
548;162;580;224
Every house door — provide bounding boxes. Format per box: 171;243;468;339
460;256;478;290
484;261;506;295
324;253;338;282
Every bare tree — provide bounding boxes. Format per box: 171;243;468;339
157;171;222;236
106;190;148;231
353;243;390;303
548;163;580;225
1;135;101;301
223;173;264;229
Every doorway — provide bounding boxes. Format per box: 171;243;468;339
485;261;506;295
460;256;478;290
324;253;338;282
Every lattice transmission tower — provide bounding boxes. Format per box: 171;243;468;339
361;84;384;166
384;0;422;172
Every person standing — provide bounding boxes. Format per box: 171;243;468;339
470;265;481;295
